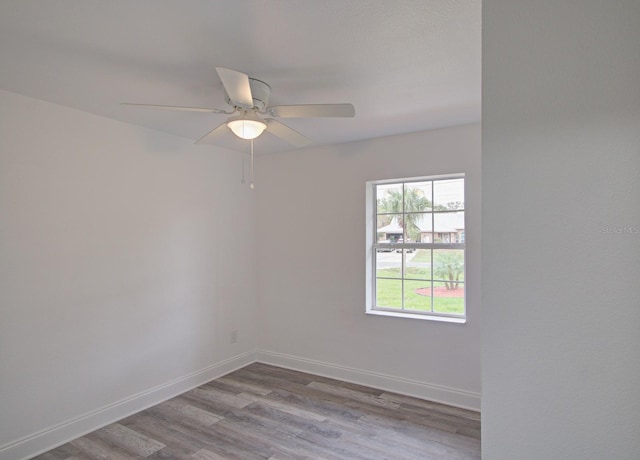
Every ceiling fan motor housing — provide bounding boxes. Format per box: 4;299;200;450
223;77;271;111
248;78;271;111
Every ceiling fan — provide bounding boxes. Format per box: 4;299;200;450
122;67;355;148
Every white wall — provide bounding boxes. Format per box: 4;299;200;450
0;95;481;458
482;1;640;458
0;90;257;458
256;124;481;409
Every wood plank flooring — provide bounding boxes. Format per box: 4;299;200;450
33;363;480;459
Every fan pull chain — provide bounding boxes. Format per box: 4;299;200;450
250;138;255;190
241;149;245;184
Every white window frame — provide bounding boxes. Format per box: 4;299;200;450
365;174;466;323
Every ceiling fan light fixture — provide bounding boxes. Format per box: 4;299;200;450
227;116;267;140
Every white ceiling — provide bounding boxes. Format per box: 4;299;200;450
0;0;481;153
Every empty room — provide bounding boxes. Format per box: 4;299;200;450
1;1;638;459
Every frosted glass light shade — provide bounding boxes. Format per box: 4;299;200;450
227;118;267;140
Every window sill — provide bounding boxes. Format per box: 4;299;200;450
365;309;466;323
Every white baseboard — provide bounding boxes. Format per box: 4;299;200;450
0;352;256;460
255;349;481;412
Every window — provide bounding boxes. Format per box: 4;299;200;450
366;175;466;322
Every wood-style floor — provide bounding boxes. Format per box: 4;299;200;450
33;363;480;459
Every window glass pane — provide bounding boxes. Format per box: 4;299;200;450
434;178;464;210
376;214;403;243
404;181;432;212
404;249;430;280
404;280;432;312
376;183;403;214
433;282;464;315
403;212;429;243
433;212;464;243
376;249;401;278
376;278;402;309
433;249;465;283
410;213;432;242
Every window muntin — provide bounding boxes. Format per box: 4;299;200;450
368;175;465;320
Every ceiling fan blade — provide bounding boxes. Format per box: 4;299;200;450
268;103;355;118
265;119;312;147
120;103;227;113
195;123;229;144
216;67;253;107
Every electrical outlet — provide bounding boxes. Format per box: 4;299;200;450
230;330;238;344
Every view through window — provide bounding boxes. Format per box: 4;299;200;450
367;175;465;320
